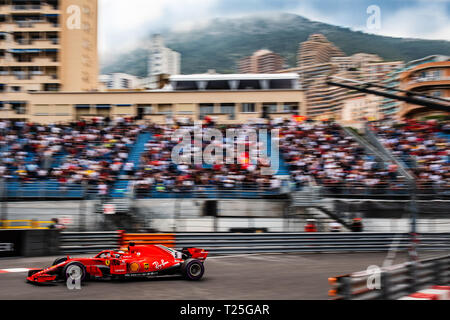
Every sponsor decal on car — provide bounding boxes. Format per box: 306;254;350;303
125;272;158;278
129;262;140;273
153;259;169;270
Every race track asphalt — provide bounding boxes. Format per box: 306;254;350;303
0;252;438;300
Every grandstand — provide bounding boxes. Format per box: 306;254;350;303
0;118;448;201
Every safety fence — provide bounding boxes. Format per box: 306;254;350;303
319;183;450;199
59;232;450;255
328;254;450;300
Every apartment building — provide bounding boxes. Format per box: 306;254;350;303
380;55;449;119
297;34;345;68
238;49;285;74
341;94;383;129
99;73;143;91
398;55;450;119
277;35;408;121
0;0;98;115
146;34;181;89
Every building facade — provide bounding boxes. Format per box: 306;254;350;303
99;73;143;91
146;34;181;89
0;73;305;124
380;55;449;119
398;55;450;119
297;34;345;68
0;0;98;115
238;49;285;74
340;94;383;129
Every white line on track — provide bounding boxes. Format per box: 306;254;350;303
0;268;35;273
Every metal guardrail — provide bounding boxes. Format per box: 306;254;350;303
60;231;121;254
329;254;450;300
173;233;450;254
319;184;450;199
59;232;450;255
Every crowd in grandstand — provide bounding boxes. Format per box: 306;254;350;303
0;116;448;198
132;121;281;195
0;118;144;193
370;120;450;190
274;121;407;192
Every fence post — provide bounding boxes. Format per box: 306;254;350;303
407;262;418;294
340;277;352;300
380;271;391;300
434;259;444;286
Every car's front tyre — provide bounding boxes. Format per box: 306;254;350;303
63;262;87;283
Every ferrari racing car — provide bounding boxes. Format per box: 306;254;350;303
27;243;208;284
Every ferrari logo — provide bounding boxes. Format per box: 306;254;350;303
144;263;149;270
105;260;110;266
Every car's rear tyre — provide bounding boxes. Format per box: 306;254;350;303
181;259;204;281
63;262;86;282
52;257;68;266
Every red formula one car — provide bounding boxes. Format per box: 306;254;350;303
27;243;208;285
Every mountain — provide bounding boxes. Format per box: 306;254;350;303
101;13;450;77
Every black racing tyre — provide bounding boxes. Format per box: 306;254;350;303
52;257;68;266
181;259;204;281
62;262;87;282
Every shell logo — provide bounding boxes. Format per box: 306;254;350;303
129;262;140;273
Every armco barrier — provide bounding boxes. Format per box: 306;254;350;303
60;231;121;254
329;254;450;300
59;232;450;255
173;233;450;254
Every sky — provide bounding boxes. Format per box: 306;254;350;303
99;0;450;58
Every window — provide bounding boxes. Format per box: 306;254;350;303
263;103;277;113
241;103;256;113
283;102;299;113
158;104;173;115
121;78;130;89
199;103;215;119
221;103;235;120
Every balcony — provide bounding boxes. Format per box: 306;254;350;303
2;74;60;84
0;4;59;14
403;76;450;91
0;57;59;67
3;21;61;32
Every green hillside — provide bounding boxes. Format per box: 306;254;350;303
101;13;450;77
